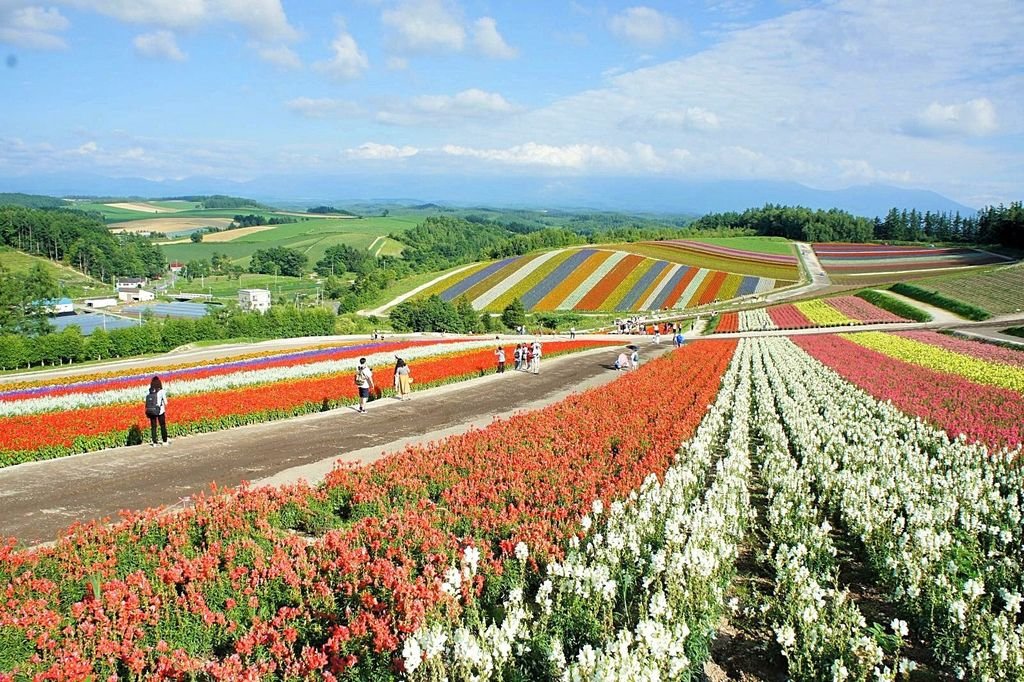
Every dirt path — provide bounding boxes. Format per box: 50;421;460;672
0;344;671;548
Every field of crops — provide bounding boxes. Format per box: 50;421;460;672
813;243;1011;280
625;238;800;281
416;247;788;313
1;329;1021;680
713;295;910;333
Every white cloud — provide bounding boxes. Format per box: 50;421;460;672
903;98;998;138
473;17;517;59
608;6;684;48
286;97;361;119
257;45;302;70
620;107;720;131
837;158;912;184
64;0;298;41
0;6;70;49
344;142;419;160
378;89;520;126
314;25;368;81
385;56;409;70
133;30;185;61
441;142;632;170
75;140;98;155
382;0;464;55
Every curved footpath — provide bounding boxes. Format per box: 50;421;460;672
0;343;673;548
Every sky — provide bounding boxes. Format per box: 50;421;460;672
0;0;1021;207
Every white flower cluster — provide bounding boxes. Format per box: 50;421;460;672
1;339;500;416
758;337;1024;680
747;338;899;680
738;308;778;332
402;342;754;681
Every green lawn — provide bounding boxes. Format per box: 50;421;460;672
686;236;796;256
171;272;323;302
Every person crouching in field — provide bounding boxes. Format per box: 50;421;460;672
144;375;169;446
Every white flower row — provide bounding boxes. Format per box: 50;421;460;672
403;337;752;681
0;339;502;416
739;308;777;332
747;338;904;681
759;337;1024;681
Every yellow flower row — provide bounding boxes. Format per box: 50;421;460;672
842;331;1024;393
795;300;854;326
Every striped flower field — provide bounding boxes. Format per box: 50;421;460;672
416;247;788;312
813;243;1009;277
713;295;908;333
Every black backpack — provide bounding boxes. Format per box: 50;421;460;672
145;390;160;417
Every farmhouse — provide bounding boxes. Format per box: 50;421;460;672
115;276;147;289
169;262;185;273
117;287;155;302
238;288;271;313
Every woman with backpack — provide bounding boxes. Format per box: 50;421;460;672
354;358;374;413
144;375;169;446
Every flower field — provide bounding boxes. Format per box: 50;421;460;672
714;295;909;333
416;247;787;312
813;243;1009;278
627;239;801;281
2;333;1022;681
0;338;614;467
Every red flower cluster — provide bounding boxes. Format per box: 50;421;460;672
0;341;737;679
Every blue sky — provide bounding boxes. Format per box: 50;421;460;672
0;0;1021;207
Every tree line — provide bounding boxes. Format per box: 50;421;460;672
232;214;297;228
0;206;165;281
0;306;336;370
875;203;1023;248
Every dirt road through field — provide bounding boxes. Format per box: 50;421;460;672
0;343;672;547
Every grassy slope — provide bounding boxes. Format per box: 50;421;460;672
684;236;796;256
0;246;106;298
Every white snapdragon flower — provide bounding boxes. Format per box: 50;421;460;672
514;541;529;562
890;618;909;638
402;635;423;674
592;499;604;516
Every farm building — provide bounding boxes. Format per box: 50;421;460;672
84;297;117;309
238;288;271;313
115;276;147;289
117;287;155;302
169;262;185;273
37;297;74;315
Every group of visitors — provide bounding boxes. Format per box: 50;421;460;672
498;340;542;374
614;347;640;371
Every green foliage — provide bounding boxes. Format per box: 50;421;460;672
855;289;932;322
164;195;266;210
389;294;463;332
691;204;874;242
0;192;68;209
889;282;991;320
501;298;527;330
1004;326;1024;339
315;243;375;277
248;246;308;278
233;213;297;227
190;230;203;243
533;311;583;331
876;201;1023;248
0;262;59;335
308;205;358;216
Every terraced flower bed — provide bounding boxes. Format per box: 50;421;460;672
713;296;908;333
813;243;1010;280
418;247;788;312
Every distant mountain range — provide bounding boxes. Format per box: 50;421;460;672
0;172;978;218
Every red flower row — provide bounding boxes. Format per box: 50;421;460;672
0;340;737;680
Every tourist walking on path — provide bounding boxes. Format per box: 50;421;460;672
354;358;374;413
630;347;640;370
531;340;542;374
674;331;684;348
569;326;576;340
513;344;523;371
394;358;412;400
495;346;506;373
145;375;169;446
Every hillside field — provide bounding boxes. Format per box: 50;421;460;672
0;245;107;298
